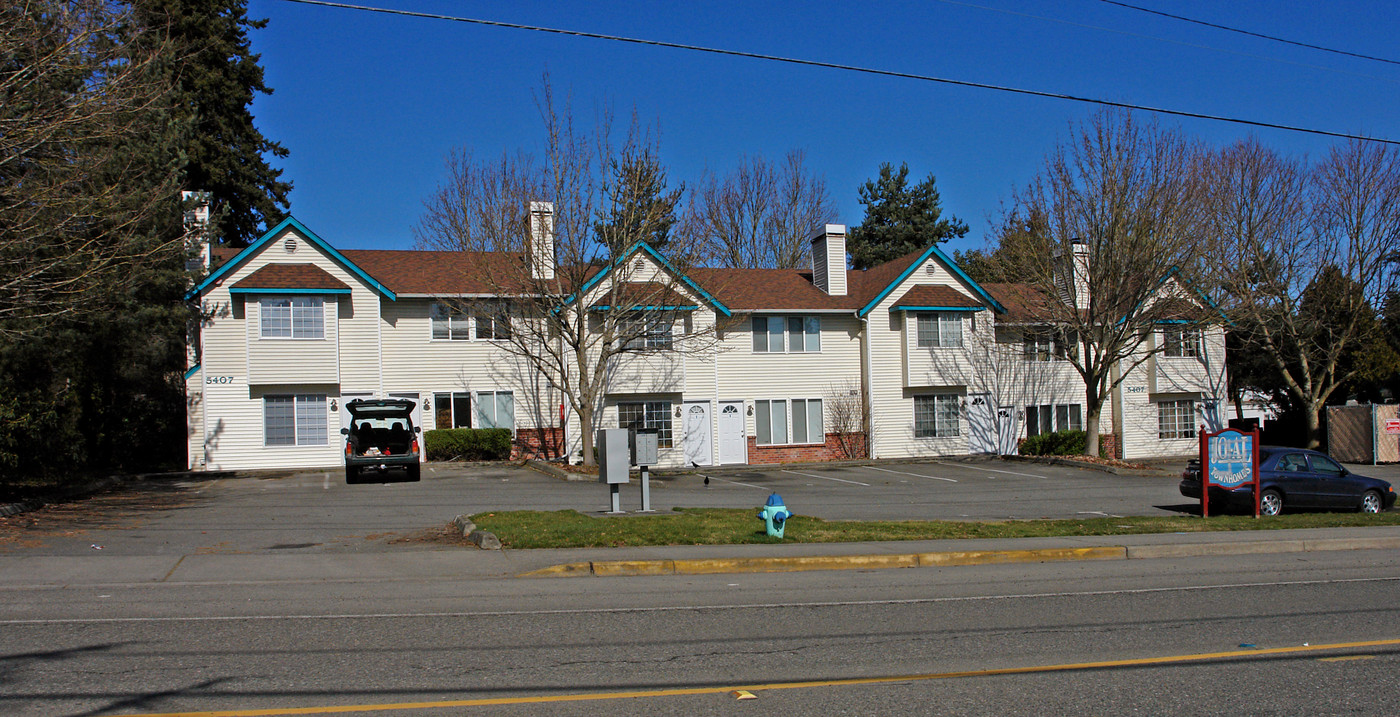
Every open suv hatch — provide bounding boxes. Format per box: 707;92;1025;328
341;398;421;483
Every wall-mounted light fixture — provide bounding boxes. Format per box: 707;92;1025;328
330;400;338;412
674;406;682;418
746;405;754;416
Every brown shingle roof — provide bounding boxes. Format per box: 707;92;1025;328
229;264;350;292
982;283;1051;321
889;284;983;309
341;249;543;295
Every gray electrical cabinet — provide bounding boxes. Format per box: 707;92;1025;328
597;428;630;485
633;429;659;467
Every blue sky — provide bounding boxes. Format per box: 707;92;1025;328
245;0;1400;256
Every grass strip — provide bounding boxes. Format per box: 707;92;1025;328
469;508;1400;550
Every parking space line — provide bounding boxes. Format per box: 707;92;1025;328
782;470;870;486
936;462;1046;479
710;476;767;490
867;466;957;483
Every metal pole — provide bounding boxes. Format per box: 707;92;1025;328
608;484;623;514
638;466;653;512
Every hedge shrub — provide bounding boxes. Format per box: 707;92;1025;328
424;428;512;461
1020;429;1087;456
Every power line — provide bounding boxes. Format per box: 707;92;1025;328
1097;0;1400;67
276;0;1399;146
935;0;1398;85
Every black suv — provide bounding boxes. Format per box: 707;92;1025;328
341;398;421;483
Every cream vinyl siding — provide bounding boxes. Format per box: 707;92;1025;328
191;226;383;470
379;298;541;431
246;297;339;384
185;369;204;469
867;263;989;458
1113;326;1226;460
716;313;862;447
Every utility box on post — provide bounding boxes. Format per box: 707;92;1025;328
632;429;659;468
597;428;629;514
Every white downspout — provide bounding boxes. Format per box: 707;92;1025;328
859;311;875;459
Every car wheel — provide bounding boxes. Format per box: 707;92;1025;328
407;463;421;482
1360;490;1383;514
1260;489;1283;516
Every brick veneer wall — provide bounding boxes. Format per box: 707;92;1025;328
746;432;867;464
513;427;564;460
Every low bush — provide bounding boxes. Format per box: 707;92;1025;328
424;428;512;461
1020;429;1087;456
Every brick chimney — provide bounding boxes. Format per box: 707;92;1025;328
810;224;848;296
528;201;555;281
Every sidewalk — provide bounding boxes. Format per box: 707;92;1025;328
4;525;1399;587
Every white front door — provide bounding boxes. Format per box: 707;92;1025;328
388;392;424;463
683;401;713;466
967;393;997;454
717;401;746;465
997;405;1020;455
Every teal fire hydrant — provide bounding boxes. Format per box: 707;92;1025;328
758;493;791;538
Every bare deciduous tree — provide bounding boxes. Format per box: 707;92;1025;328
987;110;1213;457
415;85;731;465
682;150;837;269
1206;137;1400;447
0;0;183;337
824;378;868;459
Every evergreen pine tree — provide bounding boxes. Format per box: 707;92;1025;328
848;162;967;269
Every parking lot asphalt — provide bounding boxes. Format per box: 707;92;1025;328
2;458;1399;582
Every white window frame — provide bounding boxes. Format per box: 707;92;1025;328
618;401;674;448
263;394;327;446
430;302;472;341
433;391;472;428
474;390;515;432
916;313;963;348
1158;399;1196;439
474;303;513;341
260;296;324;339
1162;326;1202;358
752;316;820;353
755;398;823;446
619;315;673;351
914;394;961;438
1025;404;1083;436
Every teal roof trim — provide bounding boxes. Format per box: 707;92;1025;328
858;245;1007;318
184;216;397;302
891;305;988;313
562;242;732;317
183;365;200;381
229;287;353;296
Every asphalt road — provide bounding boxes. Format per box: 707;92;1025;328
3;546;1399;715
4;458;1400;716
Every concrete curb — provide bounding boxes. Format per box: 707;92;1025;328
517;538;1400;578
519;545;1126;578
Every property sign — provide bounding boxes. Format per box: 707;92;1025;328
1199;426;1261;518
1385;419;1400;435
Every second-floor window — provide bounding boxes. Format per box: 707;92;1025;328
618;316;672;350
260;297;324;339
916;313;962;348
751;316;820;353
432;302;512;341
1023;329;1075;361
1162;327;1201;358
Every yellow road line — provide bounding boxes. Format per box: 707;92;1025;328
1319;655;1375;662
117;638;1400;717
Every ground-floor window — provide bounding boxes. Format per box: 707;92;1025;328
618;401;673;447
1026;403;1083;436
914;394;961;438
434;392;471;429
755;398;824;445
475;390;515;431
1158;399;1196;439
264;394;327;446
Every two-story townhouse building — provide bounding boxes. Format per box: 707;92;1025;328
185;204;1226;472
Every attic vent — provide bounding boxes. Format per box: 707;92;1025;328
634;259;645;272
284;237;298;253
925;263;936;275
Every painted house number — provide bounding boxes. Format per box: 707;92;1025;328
1127;386;1146;393
205;375;236;385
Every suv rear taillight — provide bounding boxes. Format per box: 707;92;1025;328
345;441;353;456
411;438;420;454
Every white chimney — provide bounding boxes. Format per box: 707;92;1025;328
528;201;555;281
811;224;848;296
182;190;211;272
1054;238;1090;311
